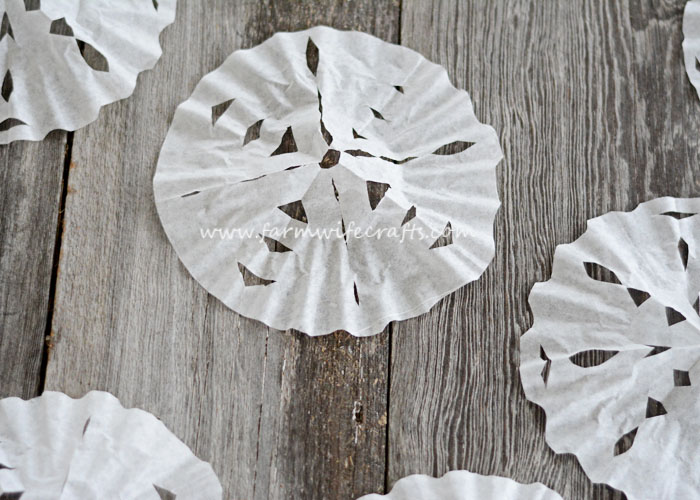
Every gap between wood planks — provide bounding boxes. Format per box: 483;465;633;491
38;40;87;395
38;130;73;394
381;1;401;493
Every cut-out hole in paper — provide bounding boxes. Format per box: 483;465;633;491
520;197;700;499
345;149;373;158
584;262;621;284
277;200;307;224
340;217;347;242
540;346;552;385
152;0;159;10
270;126;297;155
243;119;263;145
613;427;638;456
569;349;619;368
320;120;333;145
78;41;109;72
379;155;415;165
370;108;385;120
666;307;686;326
1;70;12;102
211;99;234;126
679;238;689;269
153;26;503;336
23;0;40;11
627;287;650;307
645;345;671;358
366;181;390;210
0;391;221;499
306;38;319;76
238;263;275;287
433;140;474;155
0;119;26;132
661;211;697;220
331;178;340;202
0;493;24;500
0;0;176;143
240;174;266;184
0;13;14;41
316;91;333;146
262;235;292;253
401;206;416;226
645;397;667;418
49;17;74;37
320;149;340;169
429;222;453;249
674;369;692;387
154;485;176;500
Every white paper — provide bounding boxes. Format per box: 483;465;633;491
684;0;700;99
154;26;503;336
0;0;176;143
0;391;222;499
520;197;700;500
357;471;562;500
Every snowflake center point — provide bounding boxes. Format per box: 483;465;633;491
319;149;340;169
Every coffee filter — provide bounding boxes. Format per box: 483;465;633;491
154;26;503;336
0;0;176;143
357;471;562;500
0;391;222;499
520;197;700;499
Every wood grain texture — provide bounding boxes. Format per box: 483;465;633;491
45;1;398;499
389;1;698;499
0;131;66;399
0;0;693;498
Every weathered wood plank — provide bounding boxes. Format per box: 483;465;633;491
45;1;398;499
0;131;66;399
389;0;696;499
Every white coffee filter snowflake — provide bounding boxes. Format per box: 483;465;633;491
0;391;222;499
0;0;176;143
153;26;503;336
684;0;700;99
520;197;700;500
357;471;562;500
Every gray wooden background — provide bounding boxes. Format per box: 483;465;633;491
1;0;698;498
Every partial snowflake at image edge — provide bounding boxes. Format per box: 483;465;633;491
0;0;176;143
683;0;700;99
520;197;700;500
0;391;222;499
356;470;562;500
154;26;503;336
